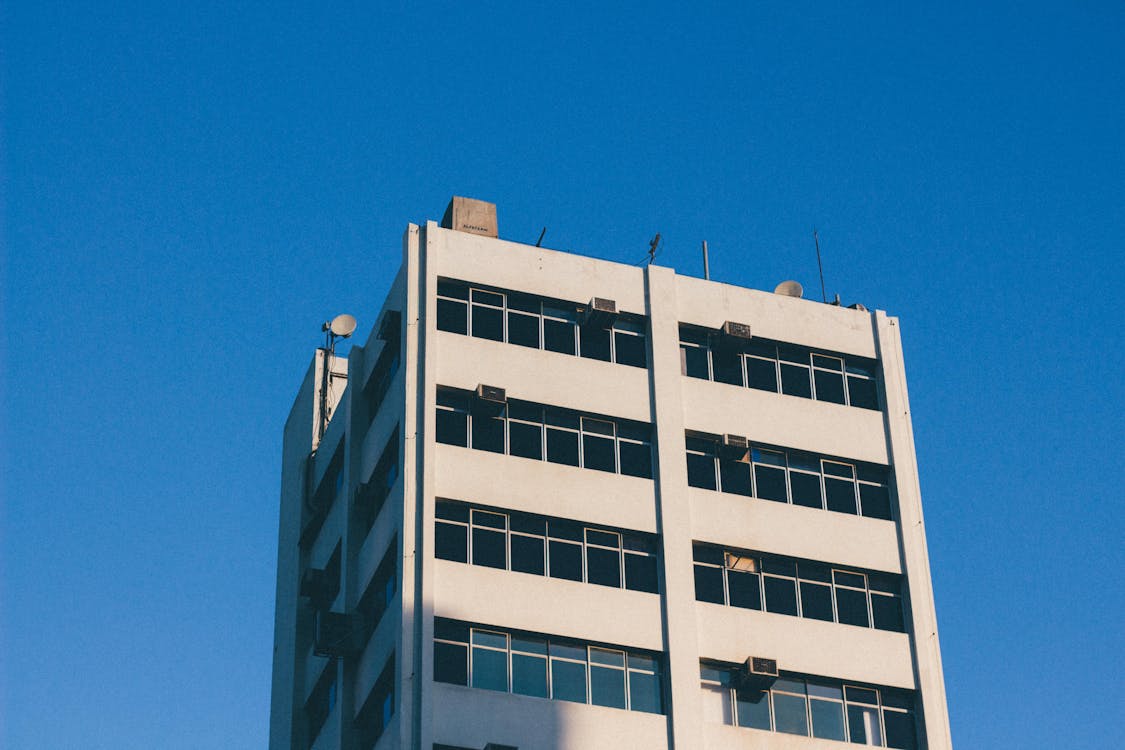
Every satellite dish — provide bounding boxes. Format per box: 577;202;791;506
329;314;357;338
774;280;804;298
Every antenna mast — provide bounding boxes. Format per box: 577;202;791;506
814;229;827;303
702;240;710;280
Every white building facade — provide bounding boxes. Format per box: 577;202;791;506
269;199;953;750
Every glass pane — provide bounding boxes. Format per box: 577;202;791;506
798;561;832;582
860;483;893;520
800;581;835;621
437;280;469;300
836;587;871;627
434;618;468;642
507;311;541;349
619;441;652;479
624;554;659;593
589;648;625;667
735;688;771;729
848;704;883;745
810;698;846;740
582;434;616;473
471;528;506;569
471;646;508;691
543;318;576;355
808;682;843;700
834;570;866;588
789;471;823;508
586;546;622;588
436;409;468;447
433;641;468;685
812;354;843;371
628;653;658;672
580;325;612;361
471;289;504;306
773;692;809;735
614;330;647;368
436;298;467;335
507;291;539;313
471;510;505;529
780;363;812;398
848;375;879;410
823;461;854;478
586;529;619;548
764;576;799;616
754;465;788;502
509;511;545;535
436;500;469;522
682;344;710;379
762;558;796;577
510;534;545;576
746;357;778;392
549;519;583;541
712;348;744;386
825;477;858;514
727;570;762;610
471;305;504;341
511;653;548;698
471;413;505;454
551;659;587;703
872;594;905;632
719;458;752;496
508;420;543;461
694;564;725;604
687;452;717;490
471;630;507;648
548;540;583;581
752;448;786;467
629;670;662;714
435;521;468;563
546;428;580;466
814;369;847;404
884;710;918;749
512;635;548;655
590;665;627;709
701;683;732;725
845;686;879;704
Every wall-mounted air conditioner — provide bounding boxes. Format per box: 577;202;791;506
739;656;779;689
721;434;750;459
581;297;618;329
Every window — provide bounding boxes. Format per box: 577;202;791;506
434;500;660;594
685;432;894;521
692;543;905;633
434;619;664;715
358;326;401;441
437;278;648;368
436;388;654;479
679;326;881;411
305;661;337;748
356;428;399;535
700;665;917;749
356;540;397;636
355;656;395;750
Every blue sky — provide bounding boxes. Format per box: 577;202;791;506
3;2;1123;747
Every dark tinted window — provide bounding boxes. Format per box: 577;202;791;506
590;663;626;709
470;410;505;453
835;587;870;627
619;441;652;479
508;420;543;460
582;434;616;473
580;325;612;361
624;554;659;593
727;570;762;610
774;692;809;735
754;465;788;502
510;534;545;575
719;459;752;496
736;689;772;730
764;576;798;616
780;362;812;398
436;409;467;447
860;483;892;520
629;669;663;714
546;428;580;466
506;311;540;348
687;452;717;490
814;369;847;405
548;540;583;581
614;331;647;368
512;653;548;698
551;659;587;703
746;357;779;392
848;375;879;410
694;565;725;604
884;710;918;749
433;641;467;685
712;348;743;386
789;471;823;508
471;305;504;341
471;527;506;569
872;595;904;632
799;581;834;621
586;546;621;588
825;477;858;514
543;318;576;354
682;345;709;378
435;522;467;562
436;298;467;334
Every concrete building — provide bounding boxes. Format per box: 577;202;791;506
269;197;952;750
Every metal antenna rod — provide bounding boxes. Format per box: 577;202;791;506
648;233;661;265
814;229;827;303
535;227;546;247
702;240;710;280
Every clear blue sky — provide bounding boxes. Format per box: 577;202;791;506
3;2;1122;748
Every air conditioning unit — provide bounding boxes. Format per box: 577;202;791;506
580;297;618;329
739;656;779;689
721;321;753;340
721;434;750;459
299;567;334;607
475;384;507;404
313;611;367;658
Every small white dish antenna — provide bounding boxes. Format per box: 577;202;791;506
328;314;357;338
774;280;804;298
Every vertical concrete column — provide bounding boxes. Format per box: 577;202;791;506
644;265;702;748
875;312;953;750
397;223;425;750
